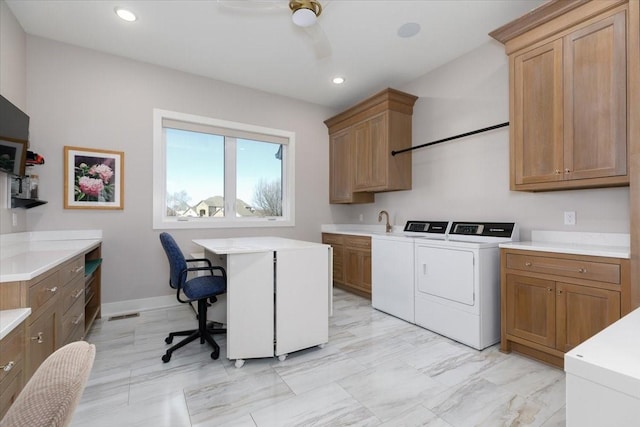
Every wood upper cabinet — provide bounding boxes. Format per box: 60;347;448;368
329;129;373;204
492;1;631;191
324;88;417;204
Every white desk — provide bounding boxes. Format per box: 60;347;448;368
193;237;332;368
565;307;640;426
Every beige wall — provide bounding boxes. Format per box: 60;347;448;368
329;41;630;240
24;36;334;304
0;0;28;234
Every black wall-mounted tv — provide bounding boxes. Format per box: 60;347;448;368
0;95;30;176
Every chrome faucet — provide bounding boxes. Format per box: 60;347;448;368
378;210;392;233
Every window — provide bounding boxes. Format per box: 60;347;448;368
153;109;295;229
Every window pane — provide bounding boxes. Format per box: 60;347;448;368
165;128;224;218
236;138;283;217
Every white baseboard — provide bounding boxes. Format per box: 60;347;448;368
101;295;180;318
100;294;228;323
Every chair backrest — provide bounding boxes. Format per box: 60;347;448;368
0;341;95;427
159;232;187;289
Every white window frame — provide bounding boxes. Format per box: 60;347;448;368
152;108;295;229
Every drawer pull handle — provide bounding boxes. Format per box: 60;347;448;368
73;266;84;273
31;332;44;344
45;286;58;293
525;262;532;267
564;169;571;174
72;289;84;299
555;169;561;175
548;288;553;292
578;268;587;273
73;313;85;325
0;361;15;372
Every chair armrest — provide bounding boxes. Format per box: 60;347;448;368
185;265;227;280
186;258;212;267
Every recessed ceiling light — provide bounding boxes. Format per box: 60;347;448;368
397;22;421;38
332;77;345;85
115;7;137;22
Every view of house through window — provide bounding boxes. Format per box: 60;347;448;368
165;129;283;219
153;109;294;229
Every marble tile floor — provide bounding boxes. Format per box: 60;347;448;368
71;288;566;427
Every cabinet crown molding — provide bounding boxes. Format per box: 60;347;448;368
324;88;418;133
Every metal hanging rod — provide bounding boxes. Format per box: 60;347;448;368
391;122;510;156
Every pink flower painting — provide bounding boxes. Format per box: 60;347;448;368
73;155;116;202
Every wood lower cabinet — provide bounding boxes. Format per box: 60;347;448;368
501;248;629;367
0;242;102;415
491;1;635;191
0;323;25;419
324;88;417;204
322;233;372;299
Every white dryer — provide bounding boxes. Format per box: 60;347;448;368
414;222;518;350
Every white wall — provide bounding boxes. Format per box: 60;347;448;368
330;41;630;240
0;0;28;234
24;36;334;305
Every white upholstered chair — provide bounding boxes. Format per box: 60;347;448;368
0;341;95;427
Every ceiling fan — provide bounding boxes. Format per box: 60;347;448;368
216;0;332;59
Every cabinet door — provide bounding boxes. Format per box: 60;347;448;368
367;113;388;189
556;282;620;352
505;274;556;348
352;120;372;190
563;11;627;180
513;39;564;186
329;129;353;203
353;114;388;191
26;303;59;380
344;248;371;294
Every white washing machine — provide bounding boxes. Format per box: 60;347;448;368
371;221;448;323
414;222;518;350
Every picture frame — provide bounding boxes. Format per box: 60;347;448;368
64;146;124;209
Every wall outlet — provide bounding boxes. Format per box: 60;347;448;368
564;211;576;225
358;213;364;222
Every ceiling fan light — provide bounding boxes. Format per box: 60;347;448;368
292;7;317;27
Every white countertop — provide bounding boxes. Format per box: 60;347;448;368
321;224;402;236
0;308;31;340
194;236;329;255
565;307;640;399
499;230;630;259
0;230;102;282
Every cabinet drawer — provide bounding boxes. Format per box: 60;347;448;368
506;254;620;284
62;297;85;343
322;233;344;246
28;270;60;317
62;275;85;314
0;368;22;419
0;326;24;386
344;235;371;250
59;255;85;286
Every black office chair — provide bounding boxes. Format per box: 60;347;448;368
159;232;227;362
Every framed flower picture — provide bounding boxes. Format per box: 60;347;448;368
64;146;124;209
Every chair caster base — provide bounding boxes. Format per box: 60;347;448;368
162;353;171;363
165;336;173;344
211;348;220;360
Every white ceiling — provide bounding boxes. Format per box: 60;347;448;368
6;0;545;110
